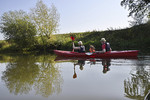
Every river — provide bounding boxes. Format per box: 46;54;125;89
0;54;150;100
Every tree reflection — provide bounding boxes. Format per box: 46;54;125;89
34;55;63;97
2;55;39;95
1;54;63;97
124;59;150;100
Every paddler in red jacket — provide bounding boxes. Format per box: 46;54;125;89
100;38;112;53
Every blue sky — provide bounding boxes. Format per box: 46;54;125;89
0;0;131;40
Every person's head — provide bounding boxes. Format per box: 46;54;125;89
100;38;106;44
102;66;110;74
80;65;84;70
78;41;83;46
90;45;95;50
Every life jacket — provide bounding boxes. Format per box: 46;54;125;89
102;42;111;52
78;46;85;53
105;42;111;52
89;48;95;53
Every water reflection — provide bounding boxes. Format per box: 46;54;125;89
55;57;112;77
72;59;111;79
2;55;39;95
1;54;150;99
1;54;63;97
124;57;150;100
34;55;63;97
55;56;150;99
73;60;85;79
102;59;111;74
87;59;111;73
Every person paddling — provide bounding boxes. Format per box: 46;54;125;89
73;41;85;53
100;38;111;53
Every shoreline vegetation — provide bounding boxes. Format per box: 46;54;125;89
0;22;150;55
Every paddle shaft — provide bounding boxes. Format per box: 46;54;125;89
71;36;75;52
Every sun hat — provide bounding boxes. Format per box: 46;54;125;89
100;38;106;42
90;45;95;49
78;41;83;45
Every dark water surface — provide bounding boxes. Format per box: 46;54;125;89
0;54;149;100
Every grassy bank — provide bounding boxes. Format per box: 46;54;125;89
52;22;150;54
0;22;150;54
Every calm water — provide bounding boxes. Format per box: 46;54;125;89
0;54;149;100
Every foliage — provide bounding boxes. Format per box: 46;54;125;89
0;10;37;49
51;23;150;54
1;54;63;97
0;22;150;54
0;40;8;48
30;0;60;44
121;0;150;26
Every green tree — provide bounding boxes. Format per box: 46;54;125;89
30;0;60;44
0;10;37;49
121;0;150;25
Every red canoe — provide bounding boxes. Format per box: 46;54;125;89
54;50;139;58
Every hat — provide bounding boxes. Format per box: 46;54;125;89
100;38;106;42
78;41;83;45
90;45;95;49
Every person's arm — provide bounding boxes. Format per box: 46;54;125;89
73;42;80;49
98;44;106;53
98;49;106;53
110;48;112;51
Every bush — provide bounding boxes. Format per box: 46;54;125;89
0;40;7;48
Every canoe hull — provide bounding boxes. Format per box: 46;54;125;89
54;50;139;58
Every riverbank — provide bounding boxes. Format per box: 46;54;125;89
0;22;150;54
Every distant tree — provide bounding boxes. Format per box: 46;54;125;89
121;0;150;26
30;0;60;44
0;10;37;48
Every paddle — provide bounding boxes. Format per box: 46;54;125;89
71;36;75;52
73;65;77;79
71;36;75;41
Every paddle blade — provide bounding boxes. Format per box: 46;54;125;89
71;36;75;41
73;73;77;79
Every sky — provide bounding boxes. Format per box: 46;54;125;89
0;0;131;40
